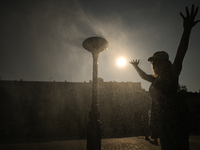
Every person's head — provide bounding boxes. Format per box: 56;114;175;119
148;51;172;77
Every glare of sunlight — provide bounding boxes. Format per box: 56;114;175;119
117;58;126;67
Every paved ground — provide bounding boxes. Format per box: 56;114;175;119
0;136;199;150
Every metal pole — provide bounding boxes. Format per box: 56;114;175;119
82;36;108;150
92;53;98;108
87;52;101;150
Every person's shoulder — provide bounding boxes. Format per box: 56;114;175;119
171;65;180;77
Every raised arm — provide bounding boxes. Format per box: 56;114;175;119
130;59;155;82
173;5;199;76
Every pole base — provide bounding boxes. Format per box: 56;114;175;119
87;120;101;150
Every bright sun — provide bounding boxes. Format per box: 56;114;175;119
117;58;126;67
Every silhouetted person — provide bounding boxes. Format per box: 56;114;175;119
144;110;153;142
148;109;159;145
130;5;199;150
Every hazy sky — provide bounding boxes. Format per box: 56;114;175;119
1;0;200;92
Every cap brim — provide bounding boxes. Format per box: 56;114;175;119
148;57;154;61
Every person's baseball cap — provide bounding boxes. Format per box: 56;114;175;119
148;51;169;61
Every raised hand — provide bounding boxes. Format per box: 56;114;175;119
130;59;140;66
180;5;200;30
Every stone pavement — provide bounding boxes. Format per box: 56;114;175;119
0;136;200;150
101;137;158;150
